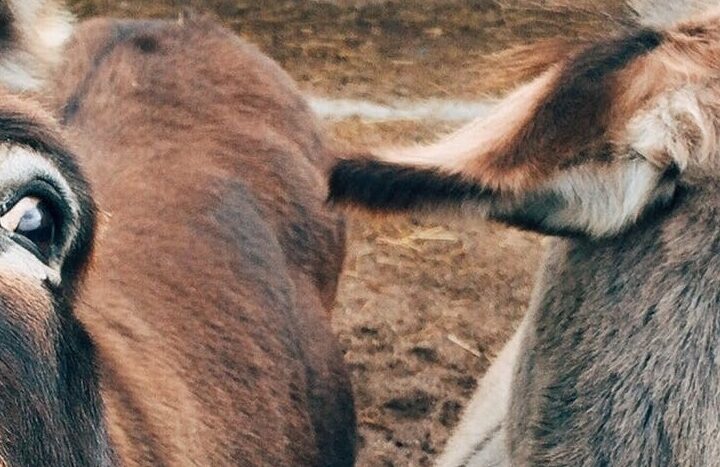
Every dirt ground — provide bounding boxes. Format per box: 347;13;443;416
67;1;621;465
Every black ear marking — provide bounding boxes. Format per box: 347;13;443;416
328;158;491;213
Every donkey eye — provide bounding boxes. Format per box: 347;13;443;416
0;197;56;260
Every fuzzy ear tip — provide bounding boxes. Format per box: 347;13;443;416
326;161;344;204
327;157;370;205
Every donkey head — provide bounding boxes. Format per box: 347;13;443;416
0;91;107;465
0;1;110;464
329;7;720;238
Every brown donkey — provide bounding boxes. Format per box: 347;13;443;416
0;1;355;465
330;2;720;466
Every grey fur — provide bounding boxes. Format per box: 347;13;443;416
451;183;720;466
510;184;720;465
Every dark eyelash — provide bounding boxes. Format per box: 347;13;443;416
0;180;61;215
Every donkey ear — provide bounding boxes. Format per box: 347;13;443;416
329;154;678;237
329;28;681;237
0;0;73;91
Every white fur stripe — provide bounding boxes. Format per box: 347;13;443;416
435;317;529;467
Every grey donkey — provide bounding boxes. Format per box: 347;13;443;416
328;1;720;465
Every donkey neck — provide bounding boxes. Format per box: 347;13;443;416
509;184;720;465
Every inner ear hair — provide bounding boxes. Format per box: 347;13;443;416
503;158;680;238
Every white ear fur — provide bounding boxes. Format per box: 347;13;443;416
539;159;675;237
627;86;720;173
0;0;74;91
446;158;676;238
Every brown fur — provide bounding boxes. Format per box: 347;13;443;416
464;28;663;192
44;16;354;466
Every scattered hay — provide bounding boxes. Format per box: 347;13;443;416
67;0;635;100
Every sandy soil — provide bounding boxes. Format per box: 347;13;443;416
325;121;543;466
65;1;614;465
69;0;631;100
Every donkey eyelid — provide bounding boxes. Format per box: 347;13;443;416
0;179;64;217
0;180;69;266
